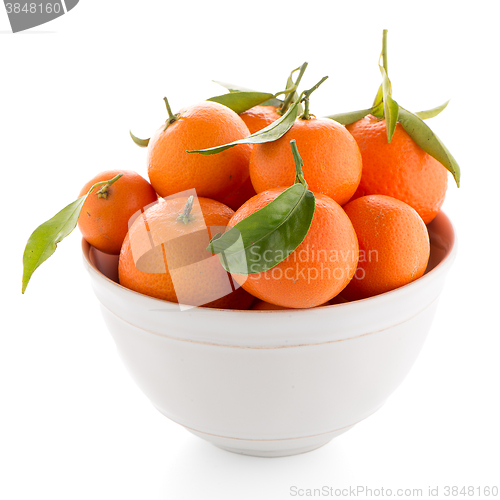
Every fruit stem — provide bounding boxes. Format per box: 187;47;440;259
302;98;311;120
290;140;308;188
279;61;308;115
382;29;389;76
163;97;178;131
299;76;328;120
370;30;390;119
94;173;123;200
177;196;195;224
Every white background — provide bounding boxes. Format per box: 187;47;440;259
2;1;499;499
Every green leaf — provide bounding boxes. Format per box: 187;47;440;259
130;131;150;147
209;139;315;275
326;107;374;125
187;96;301;155
371;84;385;118
207;91;275;114
415;100;450;120
189;76;327;156
384;94;399;142
22;174;123;293
212;62;308;113
213;80;283;107
22;196;86;293
259;98;283;107
210;183;315;274
372;83;383;108
398;106;460;187
380;65;399;143
285;71;298;100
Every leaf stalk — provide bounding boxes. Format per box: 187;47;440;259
299;76;328;120
279;62;308;115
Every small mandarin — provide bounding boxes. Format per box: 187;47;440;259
239;105;281;134
342;194;430;300
220;105;281;210
346;115;448;224
147;100;252;203
251;300;328;310
78;170;157;255
229;189;359;309
118;196;254;310
250;117;362;206
221;175;257;211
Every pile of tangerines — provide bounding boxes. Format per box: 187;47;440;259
23;32;460;310
78;95;453;311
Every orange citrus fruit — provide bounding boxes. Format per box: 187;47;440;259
78;170;157;255
239;105;280;134
251;299;328;310
346;116;448;223
220;105;280;210
342;194;430;301
250;117;362;206
328;295;349;305
220;176;257;211
229;189;359;309
147;101;252;202
251;300;290;311
118;196;254;309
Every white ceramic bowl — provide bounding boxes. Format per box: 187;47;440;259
82;211;456;457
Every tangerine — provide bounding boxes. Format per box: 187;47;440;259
342;194;430;301
346;116;448;223
118;195;254;309
229;189;359;309
220;105;281;210
220;105;284;210
251;300;328;310
251;300;290;311
220;176;257;211
78;170;157;255
239;105;281;134
249;117;362;206
147;100;252;203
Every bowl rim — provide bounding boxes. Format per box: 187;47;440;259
82;210;457;315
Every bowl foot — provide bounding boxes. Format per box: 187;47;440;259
185;426;354;458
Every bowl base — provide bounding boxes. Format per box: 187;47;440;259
185;426;354;458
